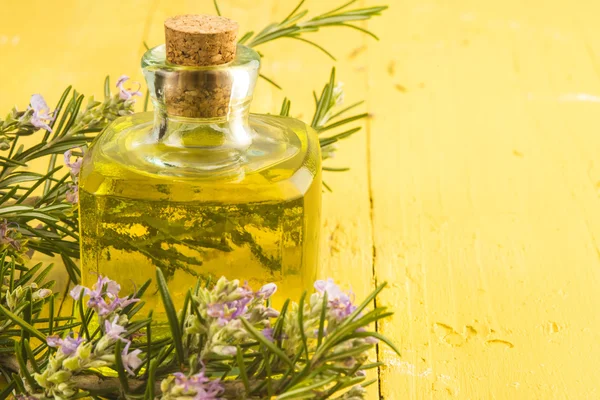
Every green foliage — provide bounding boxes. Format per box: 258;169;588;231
0;262;397;399
0;1;391;398
236;0;387;59
0;79;137;282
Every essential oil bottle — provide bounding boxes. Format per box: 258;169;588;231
78;15;322;326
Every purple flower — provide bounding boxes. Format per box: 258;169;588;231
173;370;224;400
69;285;89;300
93;295;138;317
47;333;84;356
207;303;228;326
116;75;142;101
173;372;189;389
69;275;137;316
29;94;54;132
262;327;274;342
46;335;61;348
104;316;127;342
121;341;143;376
61;336;84;355
66;183;79;204
207;287;253;325
231;297;252;319
86;275;121;300
110;295;139;311
64;148;84;176
314;278;357;321
87;275;121;298
257;282;277;299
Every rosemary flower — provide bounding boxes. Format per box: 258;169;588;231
121;341;143;376
63;147;84;205
207;299;250;326
32;288;52;300
206;282;254;326
65;183;79;204
46;333;84;356
314;278;356;321
257;282;277;299
70;275;138;317
104;316;128;342
116;75;142;101
28;93;54;131
63;148;84;176
162;371;225;400
262;327;274;342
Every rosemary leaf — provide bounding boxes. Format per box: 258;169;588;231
156;267;185;365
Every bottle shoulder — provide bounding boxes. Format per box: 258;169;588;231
80;112;321;203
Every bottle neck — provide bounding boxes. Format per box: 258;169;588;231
141;44;261;151
153;99;252;150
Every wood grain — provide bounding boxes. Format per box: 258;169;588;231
3;0;600;398
368;0;600;398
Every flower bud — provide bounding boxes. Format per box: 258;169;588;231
5;291;16;309
257;283;277;299
33;370;49;388
57;382;76;397
48;370;71;384
62;356;81;371
365;336;379;344
33;288;52;300
160;376;174;393
212;345;237;356
264;307;280;318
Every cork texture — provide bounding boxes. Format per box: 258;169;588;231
165;15;238;66
162;15;238;118
159;70;232;118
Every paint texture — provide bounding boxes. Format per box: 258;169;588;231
1;0;598;398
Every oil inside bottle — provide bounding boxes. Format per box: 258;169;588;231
79;112;321;333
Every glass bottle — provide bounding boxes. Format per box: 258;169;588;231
78;15;321;328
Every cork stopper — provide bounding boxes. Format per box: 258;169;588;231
160;15;239;118
165;15;238;66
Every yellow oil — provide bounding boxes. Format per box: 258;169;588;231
79;112;321;331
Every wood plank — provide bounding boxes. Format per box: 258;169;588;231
0;0;378;396
367;0;600;398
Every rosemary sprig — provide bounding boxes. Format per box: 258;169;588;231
238;0;387;60
0;78;137;280
281;67;370;190
0;264;398;399
213;0;386;89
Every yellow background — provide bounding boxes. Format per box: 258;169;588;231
2;0;600;398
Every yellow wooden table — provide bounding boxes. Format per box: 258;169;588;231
2;0;599;398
